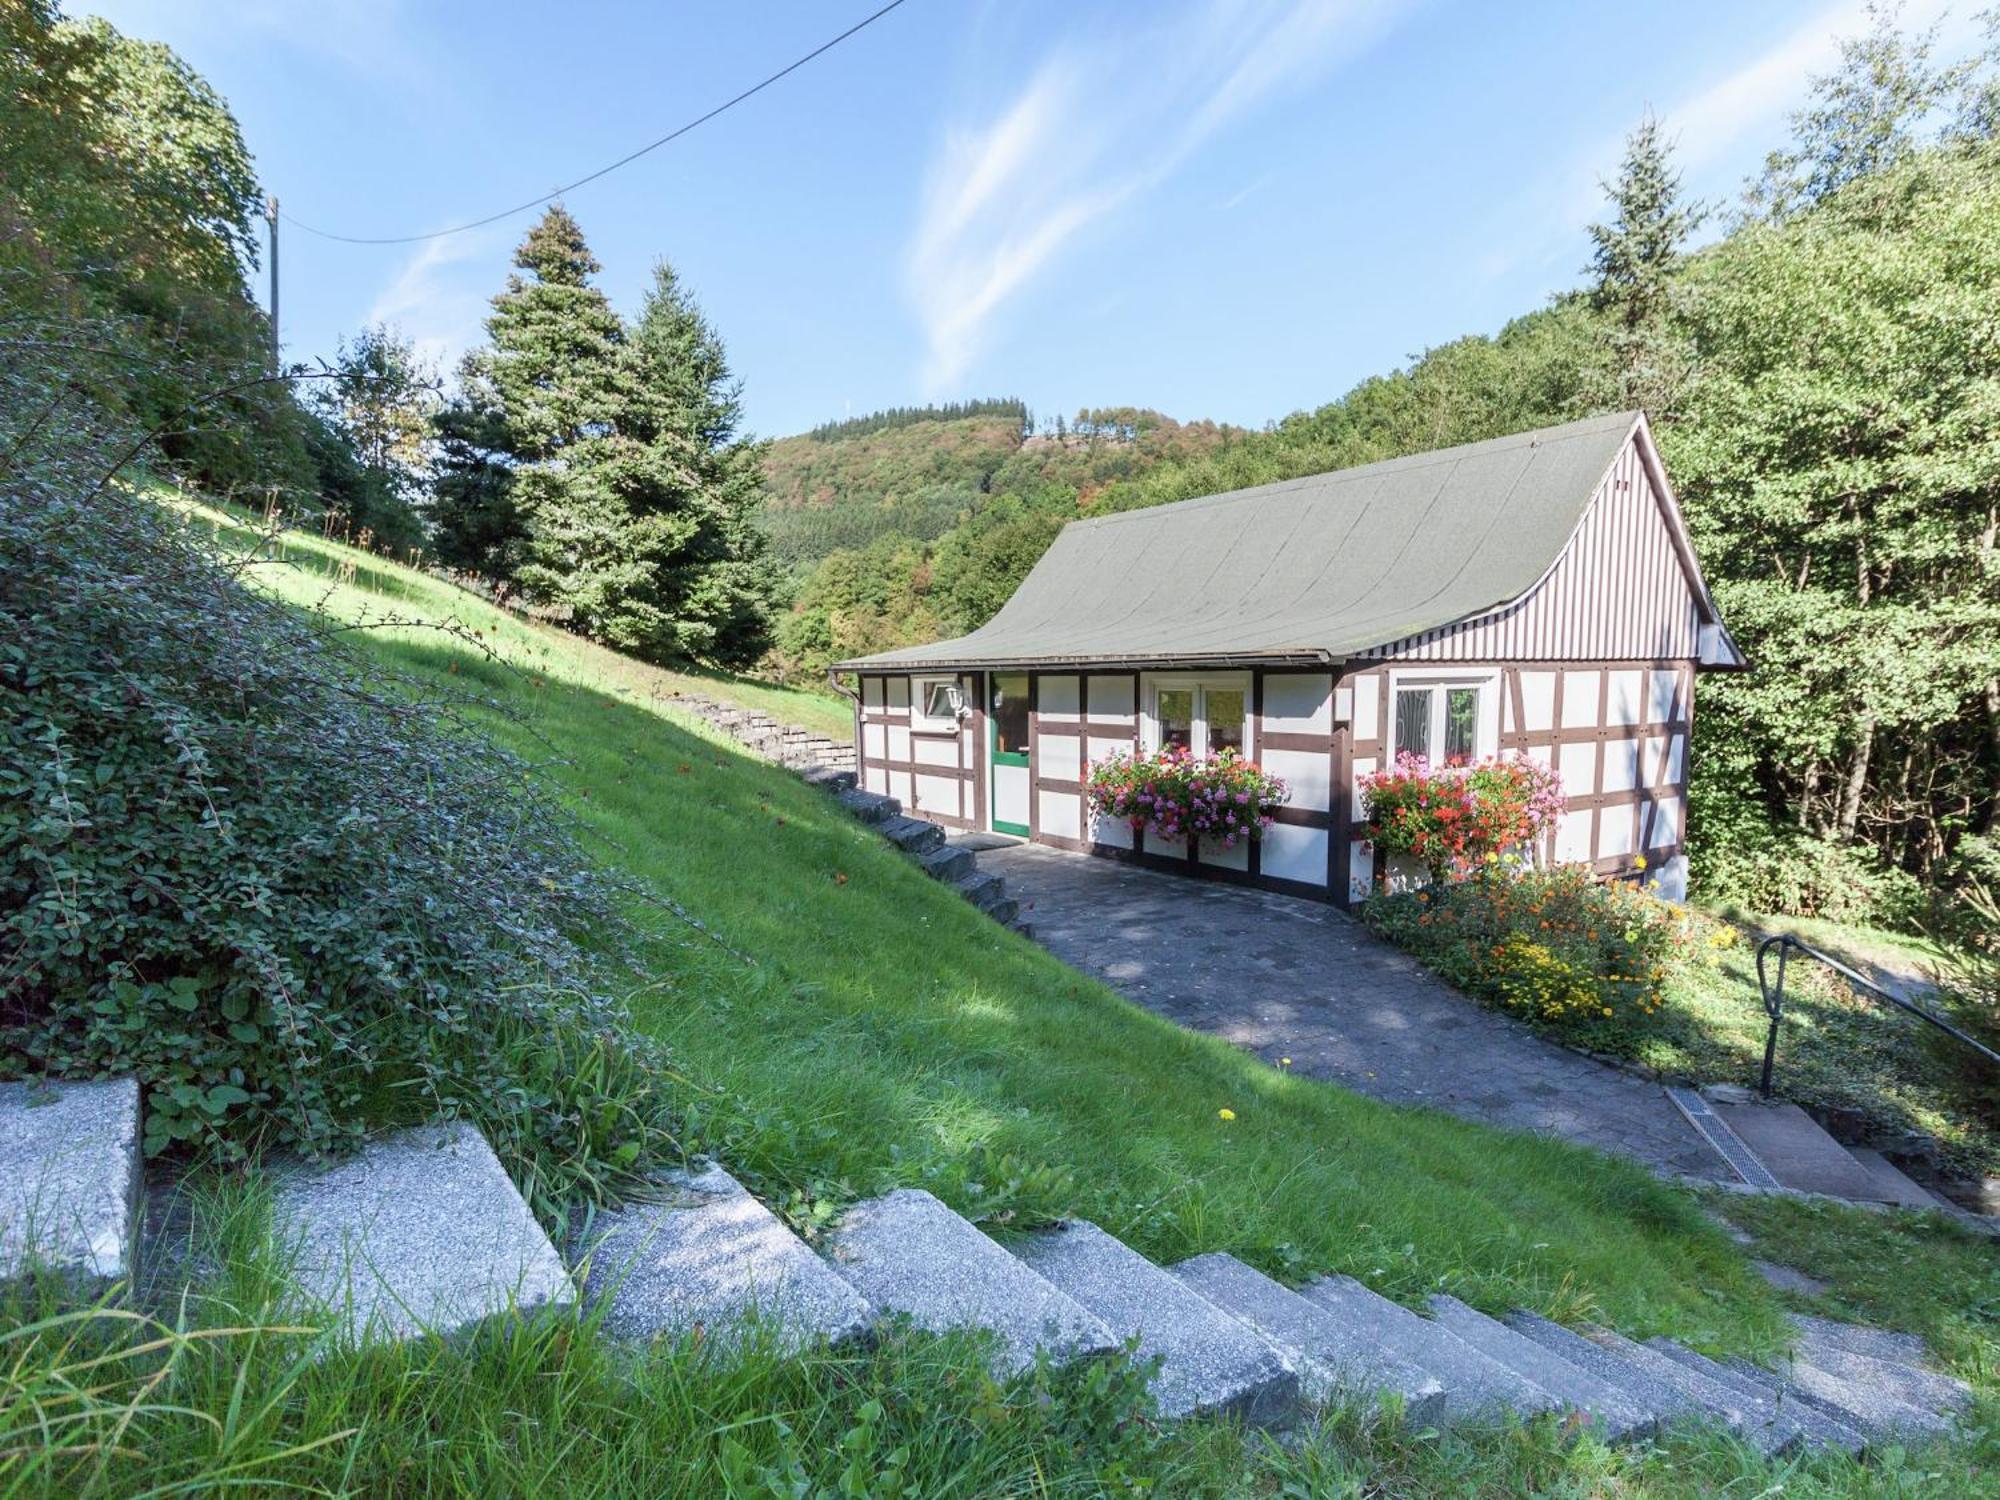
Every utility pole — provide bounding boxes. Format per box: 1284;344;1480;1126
265;194;280;373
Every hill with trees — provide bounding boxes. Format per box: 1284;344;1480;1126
767;9;2000;939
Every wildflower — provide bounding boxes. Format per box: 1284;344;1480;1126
1633;854;1648;871
1218;1107;1236;1121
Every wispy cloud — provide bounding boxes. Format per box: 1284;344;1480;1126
365;231;502;377
908;0;1411;392
1475;0;1969;283
76;0;432;89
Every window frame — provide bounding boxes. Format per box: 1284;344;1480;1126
912;675;964;733
1387;669;1500;766
1140;672;1254;759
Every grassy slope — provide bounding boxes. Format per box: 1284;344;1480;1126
208;503;1781;1353
178;500;853;739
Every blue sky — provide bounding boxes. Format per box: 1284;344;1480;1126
75;0;1977;437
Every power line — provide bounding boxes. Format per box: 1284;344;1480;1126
282;0;914;247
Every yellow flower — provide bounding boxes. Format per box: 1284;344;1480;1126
1280;1057;1291;1067
1218;1107;1237;1121
1633;854;1648;870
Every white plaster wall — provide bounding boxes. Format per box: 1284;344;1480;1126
1261;673;1333;734
1561;670;1601;729
864;765;888;795
1648;668;1679;724
1351;674;1380;741
1556;807;1594;863
1088;675;1136;720
1262;747;1331;812
1519;671;1556;732
886;677;910;710
1347;839;1373;901
1039;675;1080;721
1088;735;1133;766
913;737;958;768
889;769;913;807
914;774;961;819
1350;755;1377;811
1041;791;1082;840
862;723;886;760
862;677;884;708
887;725;911;762
1606;669;1643;727
1601;739;1639;794
1260;824;1327;886
1598;811;1635;858
1559;741;1597;796
1040;733;1082;783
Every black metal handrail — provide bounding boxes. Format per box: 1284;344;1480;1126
1756;932;2000;1098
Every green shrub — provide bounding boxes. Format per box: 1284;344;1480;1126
0;458;678;1202
1363;865;1736;1044
1693;825;1926;931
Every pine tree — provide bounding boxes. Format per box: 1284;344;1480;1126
515;259;776;665
1585;115;1704;413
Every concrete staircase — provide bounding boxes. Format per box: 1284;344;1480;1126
1;1079;1975;1450
807;766;1032;936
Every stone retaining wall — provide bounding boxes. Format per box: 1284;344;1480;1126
670;693;856;772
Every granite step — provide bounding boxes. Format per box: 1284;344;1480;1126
1645;1339;1866;1454
1299;1275;1556;1422
1169;1252;1446;1421
1842;1147;1950;1210
1425;1295;1655;1439
1790;1312;1932;1372
268;1120;573;1345
1707;1099;1885;1202
1740;1345;1957;1438
836;788;900;825
578;1163;872;1353
822;1189;1115;1378
917;844;976;883
1575;1325;1802;1456
879;816;946;855
0;1077;143;1287
955;870;1010;913
987;896;1020;926
801;766;857;793
1012;1222;1299;1424
1503;1311;1744;1440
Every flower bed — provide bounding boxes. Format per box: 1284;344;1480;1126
1085;747;1288;848
1361;864;1733;1044
1358;752;1564;882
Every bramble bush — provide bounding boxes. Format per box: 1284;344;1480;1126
1085;746;1288;848
1363;865;1736;1043
1358;752;1565;883
1;289;680;1211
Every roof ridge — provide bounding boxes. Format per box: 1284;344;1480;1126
1070;410;1638;533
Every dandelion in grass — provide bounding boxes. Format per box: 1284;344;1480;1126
1218;1107;1236;1121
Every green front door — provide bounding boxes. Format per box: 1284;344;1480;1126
990;673;1031;836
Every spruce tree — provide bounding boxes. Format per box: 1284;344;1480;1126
1585;115;1704;413
515;259;776;664
430;204;623;582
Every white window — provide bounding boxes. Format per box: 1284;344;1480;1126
1142;674;1251;757
912;676;964;731
1390;674;1496;765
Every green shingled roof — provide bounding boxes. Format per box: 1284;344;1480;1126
836;410;1653;671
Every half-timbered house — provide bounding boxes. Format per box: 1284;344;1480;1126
833;411;1745;907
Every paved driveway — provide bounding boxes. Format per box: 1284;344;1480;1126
978;843;1729;1181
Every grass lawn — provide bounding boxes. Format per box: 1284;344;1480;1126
25;504;1983;1495
173;495;856;739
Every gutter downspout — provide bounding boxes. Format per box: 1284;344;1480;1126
827;667;861;770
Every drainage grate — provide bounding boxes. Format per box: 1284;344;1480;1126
1663;1086;1783;1189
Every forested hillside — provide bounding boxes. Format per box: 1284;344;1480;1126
766;15;2000;936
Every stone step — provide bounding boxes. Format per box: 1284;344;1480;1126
955;870;1009;913
1728;1350;1947;1439
1574;1325;1801;1456
1168;1253;1446;1420
1009;920;1036;941
836;788;900;824
822;1188;1115;1378
879;816;946;855
0;1077;142;1287
578;1163;871;1353
917;844;976;883
1299;1275;1556;1422
802;766;858;792
1425;1295;1655;1438
1503;1311;1742;1440
268;1120;573;1345
987;896;1020;926
1012;1222;1299;1424
1790;1312;1932;1372
1645;1339;1866;1454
